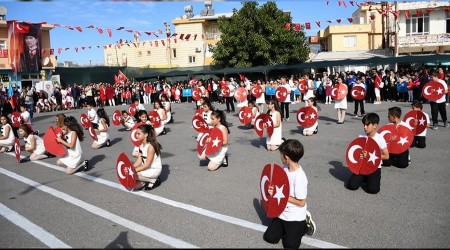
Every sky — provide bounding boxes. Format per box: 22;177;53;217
2;0;365;66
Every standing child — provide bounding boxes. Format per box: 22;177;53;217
381;107;410;168
56;116;88;175
353;76;366;118
346;113;389;194
266;99;282;151
17;124;52;162
0;115;16;152
410;101;430;148
263;139;316;248
198;110;230;171
121;110;135;131
130;124;162;190
91;108;111;148
334;77;348;124
302;97;320;136
324;77;333;104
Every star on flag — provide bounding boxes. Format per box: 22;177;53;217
128;166;135;178
211;137;221;147
397;136;409;146
273;185;285;205
367;150;379;165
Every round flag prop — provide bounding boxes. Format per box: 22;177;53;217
112;110;123;126
234;87;248;102
88;125;98;141
205;127;224;155
192;115;209;133
297;80;308;94
296;106;318;128
194;108;204;117
148;111;161;128
422;81;445;102
80;113;91;128
251;84;263;98
221;87;230;98
345;136;381;175
260;163;290;218
275;87;288;102
130;122;144;147
254;113;274;138
116;152;137;191
331;84;348;100
196;129;211;155
128;103;137;117
192;87;202;101
43;126;66;156
351;86;366;100
11;112;21;128
238;106;252;125
402;110;427;135
14;137;21;162
378;124;413;154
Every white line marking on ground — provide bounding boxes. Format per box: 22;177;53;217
5;153;347;248
0;202;71;248
0;167;198;249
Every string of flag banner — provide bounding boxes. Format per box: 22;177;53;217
287;1;450;31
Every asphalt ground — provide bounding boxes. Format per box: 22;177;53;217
1;98;449;248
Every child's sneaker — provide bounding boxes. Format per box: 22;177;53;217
305;210;316;236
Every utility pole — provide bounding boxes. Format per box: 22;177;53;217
164;21;172;69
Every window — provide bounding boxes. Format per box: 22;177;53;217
137;51;142;57
343;36;356;47
0;40;6;50
189;56;196;63
172;48;176;58
107;54;112;65
446;11;450;34
405;13;429;36
147;50;151;55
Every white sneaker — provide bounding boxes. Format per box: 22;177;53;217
305;210;316;236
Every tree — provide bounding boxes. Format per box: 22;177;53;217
210;1;310;68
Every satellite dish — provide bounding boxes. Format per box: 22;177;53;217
0;6;7;16
42;56;50;66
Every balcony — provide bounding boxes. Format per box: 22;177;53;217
204;33;220;40
393;33;450;47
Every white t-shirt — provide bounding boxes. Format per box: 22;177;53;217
88;108;99;124
281;83;291;103
21;110;31;125
279;165;308;222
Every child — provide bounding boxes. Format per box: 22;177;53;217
121;110;135;131
129;124;162;190
346;113;389;194
153;100;167;136
381;107;410;168
86;103;99;129
133;98;146;122
91;108;111;148
132;110;151;158
263;139;316;248
266;99;282;151
324;77;333;104
0;115;16;152
302;97;320;136
353;76;366;118
160;94;173;125
410;101;430;148
17;124;52;162
56;116;88;175
196;100;214;142
198;110;230;171
246;100;260;129
334;77;348;124
55;113;66;128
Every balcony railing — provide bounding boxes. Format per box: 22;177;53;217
205;33;220;40
392;33;450;47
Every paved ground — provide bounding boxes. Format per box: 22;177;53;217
1;99;449;248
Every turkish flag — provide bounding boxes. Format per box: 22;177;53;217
50;48;54;55
185;34;191;41
118;70;128;81
284;23;291;30
294;23;300;31
260;163;290;218
107;28;112;37
416;10;423;16
161;40;165;46
14;22;30;33
97;28;103;34
41;49;46;56
347;17;353;23
336;19;342;23
405;10;411;18
75;26;83;32
305;22;311;30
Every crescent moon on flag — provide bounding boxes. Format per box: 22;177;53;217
297;112;305;122
198;132;209;147
331;88;338;97
117;161;126;179
379;130;391;139
16;23;24;31
348;145;362;164
423;86;432;96
255;118;263;131
193;118;202;130
404;117;415;130
89;127;95;137
113;112;119;122
276;90;282;100
15;140;20;155
351;89;358;97
260;175;269;201
239;110;245;120
131;129;139;142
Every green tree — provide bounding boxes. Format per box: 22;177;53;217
210;1;310;68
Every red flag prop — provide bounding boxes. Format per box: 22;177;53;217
331;83;348;100
284;23;291;30
254;113;274;138
305;22;311;30
15;137;21;162
347;17;353;23
43;126;67;156
296;106;318;128
80;113;91;128
107;28;112;37
234;87;248;102
97;28;103;34
192;115;209;133
336;19;342;23
422;81;445;101
185;34;191;41
130;122;144;147
238;106;253;125
14;22;30;33
251;84;263;98
75;26;83;32
294;23;300;31
260;163;290;218
147;111;161;128
116;152;137;191
402;110;428;136
416;10;423;16
405;10;411;18
350;86;366;100
112;110;123;126
118;70;128;81
275;86;289;102
378;124;413;154
346;137;381;175
128;103;137;116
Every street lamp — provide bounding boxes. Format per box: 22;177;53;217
89;58;92;67
164;21;172;69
